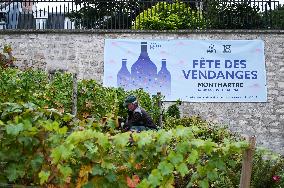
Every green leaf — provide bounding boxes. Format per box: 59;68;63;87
199;179;209;188
51;121;60;131
187;150;199;164
106;119;116;129
175;126;193;138
22;119;32;130
61;145;74;160
135;131;153;148
41;120;59;132
176;141;189;155
39;170;50;185
203;140;217;154
168;152;183;166
228;159;237;167
207;170;218;181
58;126;68;134
160;174;175;188
50;147;62;164
136;179;150;188
112;133;130;148
1;103;23;118
214;160;226;170
157;130;173;144
106;172;116;182
17;136;34;147
190;125;200;134
31;154;44;171
158;161;174;176
92;165;104;176
101;161;116;170
191;139;205;148
5;163;25;181
6;123;24;135
23;102;37;110
197;165;207;176
96;132;109;148
84;141;98;154
51;145;74;164
58;164;72;179
176;162;189;177
148;169;163;187
63;113;73;122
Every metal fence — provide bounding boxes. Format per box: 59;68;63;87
0;0;282;30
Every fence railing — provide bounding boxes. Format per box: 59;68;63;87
0;0;283;30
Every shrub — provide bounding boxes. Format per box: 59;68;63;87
0;68;160;124
1;68;283;188
270;5;284;29
0;102;249;187
204;1;263;29
165;100;181;119
163;116;284;187
166;104;180;119
133;1;207;30
251;149;284;188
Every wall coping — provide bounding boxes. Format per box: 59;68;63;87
1;29;284;35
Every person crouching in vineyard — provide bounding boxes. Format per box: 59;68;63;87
122;95;157;132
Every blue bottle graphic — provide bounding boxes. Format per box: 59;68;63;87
131;42;157;94
157;59;171;97
117;59;131;90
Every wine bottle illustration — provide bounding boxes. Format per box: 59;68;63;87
157;59;171;96
117;59;131;90
131;42;157;94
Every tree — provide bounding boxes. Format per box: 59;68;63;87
67;0;177;29
67;0;140;29
270;4;284;29
203;1;264;29
67;0;201;29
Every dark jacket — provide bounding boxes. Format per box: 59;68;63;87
123;107;157;131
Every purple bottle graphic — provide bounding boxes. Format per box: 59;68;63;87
117;59;131;90
131;42;157;94
157;59;171;97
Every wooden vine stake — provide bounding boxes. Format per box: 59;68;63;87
240;136;256;188
72;73;78;116
157;92;162;128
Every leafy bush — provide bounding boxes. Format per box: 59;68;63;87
0;68;283;188
0;68;160;124
0;68;48;104
0;68;72;113
0;103;74;185
0;102;249;187
163;116;284;188
251;149;284;188
67;1;142;29
204;2;263;29
270;5;284;29
163;116;237;140
133;1;207;30
165;101;181;119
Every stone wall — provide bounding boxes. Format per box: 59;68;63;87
1;30;283;154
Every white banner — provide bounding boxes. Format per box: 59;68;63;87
103;39;267;102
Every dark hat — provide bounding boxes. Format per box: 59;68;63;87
123;95;137;107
